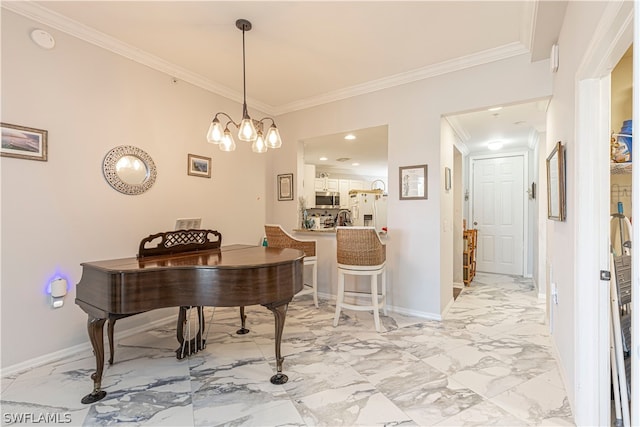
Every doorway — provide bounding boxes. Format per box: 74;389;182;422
571;3;635;424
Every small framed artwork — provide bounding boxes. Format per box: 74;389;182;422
444;167;452;191
277;173;294;201
400;164;428;200
546;141;566;221
187;154;211;178
1;122;48;161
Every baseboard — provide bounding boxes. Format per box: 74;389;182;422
0;314;176;378
453;282;464;289
441;294;456;318
387;304;442;321
317;291;442;321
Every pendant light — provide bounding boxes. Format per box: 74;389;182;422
206;19;282;153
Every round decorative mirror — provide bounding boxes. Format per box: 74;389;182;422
103;145;157;195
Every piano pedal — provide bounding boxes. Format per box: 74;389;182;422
175;338;206;359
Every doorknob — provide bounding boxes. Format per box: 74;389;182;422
473;221;478;226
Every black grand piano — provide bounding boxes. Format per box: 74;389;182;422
75;229;303;404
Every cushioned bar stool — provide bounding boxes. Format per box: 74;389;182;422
264;224;318;307
333;226;386;331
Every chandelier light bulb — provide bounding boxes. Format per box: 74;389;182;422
206;119;224;144
265;125;282;149
220;129;237;152
238;117;257;142
252;132;268;153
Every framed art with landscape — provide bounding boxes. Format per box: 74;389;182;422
187;154;211;178
1;122;48;161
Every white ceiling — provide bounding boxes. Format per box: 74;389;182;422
5;1;566;172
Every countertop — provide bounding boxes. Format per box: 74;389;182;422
293;228;388;239
293;228;337;233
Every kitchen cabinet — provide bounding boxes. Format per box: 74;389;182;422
315;177;338;192
349;180;364;191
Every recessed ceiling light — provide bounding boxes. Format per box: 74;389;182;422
319;156;328;161
344;134;356;140
488;106;503;112
351;162;360;166
488;141;504;150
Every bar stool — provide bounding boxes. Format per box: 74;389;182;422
264;224;318;307
333;226;386;331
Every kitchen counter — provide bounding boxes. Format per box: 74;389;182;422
293;228;337;233
294;227;388;237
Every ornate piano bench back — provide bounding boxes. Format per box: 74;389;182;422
137;229;222;258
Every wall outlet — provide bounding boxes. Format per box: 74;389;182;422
551;282;558;304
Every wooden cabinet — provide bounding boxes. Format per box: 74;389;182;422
463;228;477;285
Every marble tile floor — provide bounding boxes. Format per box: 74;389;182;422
1;273;574;426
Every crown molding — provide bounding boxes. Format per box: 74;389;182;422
5;1;529;117
444;115;471;143
274;42;529;115
3;1;274;115
445;115;471;156
520;0;537;55
454;140;470;157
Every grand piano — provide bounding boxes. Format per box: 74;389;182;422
75;229;303;404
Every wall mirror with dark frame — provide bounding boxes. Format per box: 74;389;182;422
546;141;566;221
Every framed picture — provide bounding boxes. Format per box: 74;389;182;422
399;164;428;200
1;122;48;161
277;173;294;201
187;154;211;178
444;167;452;191
546;141;566;221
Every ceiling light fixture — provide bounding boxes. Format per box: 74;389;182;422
319;156;328;161
344;134;356;140
487;141;504;150
488;106;503;112
206;19;282;153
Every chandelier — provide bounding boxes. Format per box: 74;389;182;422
206;19;282;153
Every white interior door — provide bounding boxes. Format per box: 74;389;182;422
472;155;525;275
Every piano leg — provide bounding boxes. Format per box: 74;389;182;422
236;306;250;334
81;316;108;404
107;317;116;365
263;300;290;385
176;306;206;359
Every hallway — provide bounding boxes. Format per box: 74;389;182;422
1;273;573;426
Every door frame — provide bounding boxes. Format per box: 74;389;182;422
573;1;634;425
469;150;529;277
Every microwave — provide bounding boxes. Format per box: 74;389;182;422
315;191;340;208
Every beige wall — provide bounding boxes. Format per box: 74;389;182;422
1;11;269;369
268;54;552;318
2;5;556;377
